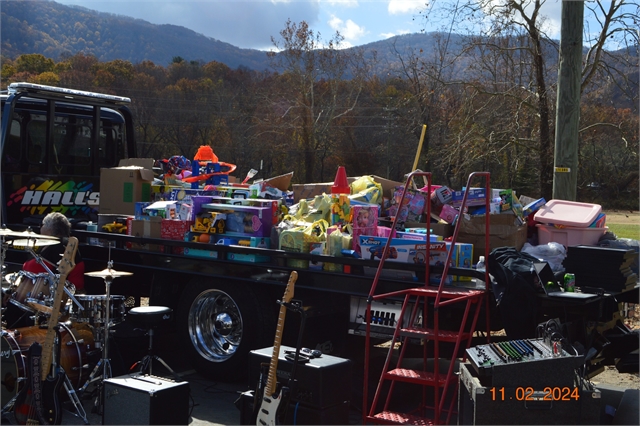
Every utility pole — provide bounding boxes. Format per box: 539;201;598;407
552;0;584;200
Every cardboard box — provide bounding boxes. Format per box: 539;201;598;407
457;213;527;263
292;175;402;201
129;217;163;252
130;217;162;238
100;161;154;215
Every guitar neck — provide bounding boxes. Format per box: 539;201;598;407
40;237;77;381
264;304;287;397
264;271;297;398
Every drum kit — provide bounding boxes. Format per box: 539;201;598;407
1;226;134;423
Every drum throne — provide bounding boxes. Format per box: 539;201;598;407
127;306;180;380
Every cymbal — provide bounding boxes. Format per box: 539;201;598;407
10;238;61;248
0;228;59;240
85;268;133;279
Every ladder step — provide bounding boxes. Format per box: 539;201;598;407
403;287;485;299
366;411;435;425
383;368;455;386
400;326;471;342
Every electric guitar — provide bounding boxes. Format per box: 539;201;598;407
256;271;297;426
14;343;47;425
15;237;78;425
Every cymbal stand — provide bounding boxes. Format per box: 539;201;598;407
62;372;89;424
78;257;118;414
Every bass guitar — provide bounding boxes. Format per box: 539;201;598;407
256;271;297;426
15;237;78;425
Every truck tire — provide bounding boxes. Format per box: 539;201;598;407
176;279;275;381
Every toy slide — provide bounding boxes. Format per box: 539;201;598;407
182;162;237;183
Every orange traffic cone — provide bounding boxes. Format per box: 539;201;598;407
331;166;350;194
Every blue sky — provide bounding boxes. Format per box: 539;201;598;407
55;0;568;50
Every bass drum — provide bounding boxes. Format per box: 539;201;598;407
4;323;95;389
1;330;26;408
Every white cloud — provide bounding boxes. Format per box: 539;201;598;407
388;0;426;15
328;15;367;42
324;0;359;6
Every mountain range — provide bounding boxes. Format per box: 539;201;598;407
1;0;480;72
1;0;636;86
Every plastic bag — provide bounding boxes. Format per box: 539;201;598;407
290;194;332;223
350;176;383;205
521;242;567;272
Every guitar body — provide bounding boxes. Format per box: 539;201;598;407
15;237;78;425
256;271;297;426
40;372;65;425
257;389;283;426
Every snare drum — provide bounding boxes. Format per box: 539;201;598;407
71;295;127;325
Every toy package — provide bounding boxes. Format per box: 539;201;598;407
386;187;427;223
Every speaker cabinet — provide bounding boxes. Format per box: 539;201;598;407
249;345;352;409
103;374;190;425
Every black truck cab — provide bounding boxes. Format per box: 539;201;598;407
1;82;136;228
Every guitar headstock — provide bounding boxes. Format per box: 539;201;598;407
282;271;297;304
57;236;78;276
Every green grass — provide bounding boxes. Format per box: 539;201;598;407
607;223;640;240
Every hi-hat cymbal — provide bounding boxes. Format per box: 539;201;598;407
0;228;59;240
85;268;133;279
10;238;61;248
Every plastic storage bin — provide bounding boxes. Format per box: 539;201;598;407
537;224;607;246
534;199;602;227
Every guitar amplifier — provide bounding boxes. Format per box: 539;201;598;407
103;374;190;425
248;345;352;410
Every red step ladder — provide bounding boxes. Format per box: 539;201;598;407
363;171;492;425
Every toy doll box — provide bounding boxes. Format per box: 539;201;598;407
198;202;273;237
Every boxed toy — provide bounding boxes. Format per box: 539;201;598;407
161;219;191;241
451;187;486;208
358;235;419;263
279;227;312;269
143;201;178;219
352;204;379;229
387;187;427;222
438;204;459;224
201;203;273;237
413;242;453;285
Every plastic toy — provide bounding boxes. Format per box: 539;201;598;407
182;146;237;185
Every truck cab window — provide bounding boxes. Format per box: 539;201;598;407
3;119;22;173
26;117;46;173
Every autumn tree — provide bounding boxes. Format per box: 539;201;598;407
266;19;371;182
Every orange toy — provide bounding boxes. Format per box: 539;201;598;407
183;145;237;183
194;145;219;162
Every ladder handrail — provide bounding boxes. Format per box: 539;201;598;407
366;171;432;301
433;171;491;308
